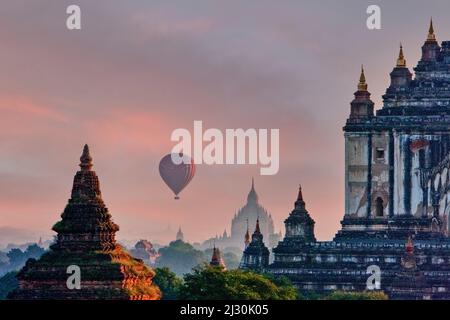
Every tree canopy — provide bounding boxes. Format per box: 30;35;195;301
153;267;183;300
0;271;18;300
156;240;206;276
178;264;298;300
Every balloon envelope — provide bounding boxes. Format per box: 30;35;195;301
159;153;195;199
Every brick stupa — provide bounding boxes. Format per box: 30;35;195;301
9;145;161;300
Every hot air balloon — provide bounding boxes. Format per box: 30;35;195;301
159;153;196;199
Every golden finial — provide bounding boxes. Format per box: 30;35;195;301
427;17;436;41
358;65;368;91
396;43;406;67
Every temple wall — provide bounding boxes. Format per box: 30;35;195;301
370;132;390;217
345;133;370;217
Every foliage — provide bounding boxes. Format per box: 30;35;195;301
0;244;46;276
153;267;183;300
179;264;298;300
325;290;388;300
0;271;18;300
156;240;205;276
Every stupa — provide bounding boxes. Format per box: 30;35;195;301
9;145;161;300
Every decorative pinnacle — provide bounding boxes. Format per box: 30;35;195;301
255;218;261;234
406;236;414;254
357;65;368;91
297;184;303;201
396;43;406;67
244;219;250;242
79;144;93;171
427;18;436;42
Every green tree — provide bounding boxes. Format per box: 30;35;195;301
179;265;297;300
325;290;388;300
156;240;205;276
6;249;27;270
153;267;183;300
24;244;45;259
0;271;18;300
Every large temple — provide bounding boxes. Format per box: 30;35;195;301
9;145;160;300
202;179;281;250
242;21;450;300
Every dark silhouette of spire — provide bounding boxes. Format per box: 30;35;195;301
210;244;226;269
244;219;250;248
295;184;306;210
255;218;261;234
79;144;93;171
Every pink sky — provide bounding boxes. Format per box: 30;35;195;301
0;0;449;244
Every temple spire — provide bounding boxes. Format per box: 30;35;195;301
255;218;261;234
79;144;93;171
427;18;436;42
396;43;406;67
357;65;368;91
297;184;303;202
244;219;250;248
210;244;226;269
295;184;306;210
247;177;259;204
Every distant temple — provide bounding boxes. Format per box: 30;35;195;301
243;21;450;300
203;179;281;250
210;245;226;270
176;227;184;241
9;145;160;300
130;240;160;267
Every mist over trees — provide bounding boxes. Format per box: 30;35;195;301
0;244;45;299
0;244;45;276
154;240;242;276
156;240;206;276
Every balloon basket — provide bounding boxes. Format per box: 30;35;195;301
174;196;180;200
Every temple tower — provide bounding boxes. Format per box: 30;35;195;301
284;186;316;242
244;219;250;249
9;145;160;300
210;245;226;270
239;219;270;271
340;21;450;240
